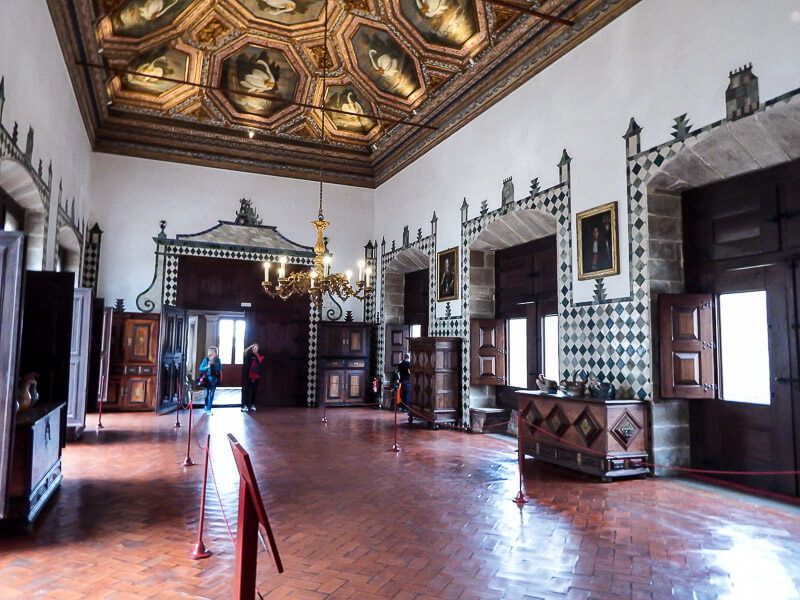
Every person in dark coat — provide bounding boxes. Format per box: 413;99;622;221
241;343;264;412
397;352;412;412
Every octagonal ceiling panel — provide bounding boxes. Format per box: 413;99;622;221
110;0;197;37
221;44;300;118
121;46;189;95
349;24;423;102
54;0;637;186
399;0;479;49
236;0;325;26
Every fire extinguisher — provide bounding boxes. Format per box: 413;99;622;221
371;377;380;394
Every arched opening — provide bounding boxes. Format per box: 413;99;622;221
382;246;430;379
55;224;81;277
645;96;800;492
0;158;46;270
468;208;558;411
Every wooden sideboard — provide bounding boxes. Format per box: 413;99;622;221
408;337;461;428
318;322;372;406
517;390;650;480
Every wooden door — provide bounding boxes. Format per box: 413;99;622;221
689;265;797;496
96;308;113;413
66;288;92;438
158;305;187;413
0;232;25;519
470;319;506;385
245;298;308;407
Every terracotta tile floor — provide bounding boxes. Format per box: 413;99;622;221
1;407;800;600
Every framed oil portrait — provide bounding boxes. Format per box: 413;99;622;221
436;247;459;301
576;202;620;280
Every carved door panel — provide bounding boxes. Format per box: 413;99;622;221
323;370;345;403
658;294;715;399
66;288;92;438
470;319;506;385
124;320;158;364
124;376;154;409
345;370;365;402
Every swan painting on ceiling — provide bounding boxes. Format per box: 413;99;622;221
122;47;189;95
324;85;377;134
111;0;195;37
400;0;479;49
352;27;420;99
239;0;326;26
221;45;299;117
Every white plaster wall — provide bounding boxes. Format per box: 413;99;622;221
374;0;800;306
0;0;92;267
90;154;375;317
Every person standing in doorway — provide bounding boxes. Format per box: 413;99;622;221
398;352;412;412
198;346;222;415
241;343;264;412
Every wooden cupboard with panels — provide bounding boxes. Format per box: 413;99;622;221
106;313;160;411
318;323;372;406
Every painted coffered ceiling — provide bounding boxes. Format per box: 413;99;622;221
49;0;637;187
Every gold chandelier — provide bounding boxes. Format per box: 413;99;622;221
261;212;373;305
261;0;373;307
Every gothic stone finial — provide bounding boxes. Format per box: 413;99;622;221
726;63;759;121
402;225;410;248
158;220;167;240
431;211;438;236
480;199;488;216
623;117;643;156
501;176;514;206
417;228;422;243
558;149;572;184
672;114;692;139
234;198;262;226
529;178;540;197
460;198;469;223
24;126;34;163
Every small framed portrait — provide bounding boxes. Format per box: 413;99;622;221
576;202;620;280
436;247;459;301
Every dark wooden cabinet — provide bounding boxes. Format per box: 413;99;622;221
517;391;650;480
107;313;160;412
318;323;372;406
408;337;461;428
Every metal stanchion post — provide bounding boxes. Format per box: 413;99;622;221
513;411;528;506
97;376;105;430
321;398;328;424
390;385;401;453
183;400;195;467
191;434;213;559
174;398;182;428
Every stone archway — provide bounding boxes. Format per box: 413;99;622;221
56;224;81;276
0;157;46;270
383;246;430;325
468;208;557;319
630;92;800;470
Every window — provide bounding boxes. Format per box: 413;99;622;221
409;324;422;338
542;314;559;381
507;318;528;388
718;291;771;405
218;318;247;365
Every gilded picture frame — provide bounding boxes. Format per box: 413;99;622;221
576;201;620;280
436;247;459;301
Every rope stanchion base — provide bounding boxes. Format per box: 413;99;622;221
513;491;528;506
191;540;212;560
390;443;401;453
